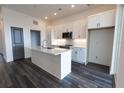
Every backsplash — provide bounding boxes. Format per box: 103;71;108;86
73;39;87;47
52;39;87;48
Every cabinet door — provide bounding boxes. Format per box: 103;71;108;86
63;23;73;32
88;29;114;66
88;31;97;63
88;14;100;29
67;23;73;32
77;20;83;39
72;48;86;64
100;10;116;28
72;48;78;61
77;48;82;63
72;48;75;61
46;26;52;46
54;25;63;39
77;48;86;63
73;21;79;39
62;24;67;32
53;26;58;39
79;21;87;39
81;48;86;62
73;20;83;39
58;25;63;39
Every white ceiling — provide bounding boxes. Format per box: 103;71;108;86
1;4;99;22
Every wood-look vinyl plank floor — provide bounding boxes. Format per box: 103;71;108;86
0;58;113;88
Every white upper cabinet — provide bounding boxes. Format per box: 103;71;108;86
88;14;100;29
53;26;58;39
53;25;63;39
100;10;116;28
52;20;87;40
58;25;63;39
73;20;87;39
64;23;73;32
73;21;80;39
88;9;116;29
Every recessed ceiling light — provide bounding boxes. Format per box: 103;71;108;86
71;5;75;8
54;13;57;15
45;16;48;19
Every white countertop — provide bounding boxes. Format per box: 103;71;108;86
73;45;86;48
52;45;86;48
31;47;71;55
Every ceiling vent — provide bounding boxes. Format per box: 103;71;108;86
33;20;38;25
58;8;62;11
87;4;93;7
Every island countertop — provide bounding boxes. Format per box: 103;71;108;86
31;47;71;55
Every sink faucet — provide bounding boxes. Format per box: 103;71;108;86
42;40;48;48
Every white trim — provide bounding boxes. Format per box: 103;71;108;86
110;5;124;75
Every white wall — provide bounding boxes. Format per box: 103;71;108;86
1;7;46;62
116;5;124;88
0;22;3;54
0;16;2;54
0;7;3;54
110;5;124;75
116;24;124;87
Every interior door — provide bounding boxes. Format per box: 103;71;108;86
88;30;96;63
11;27;24;60
31;30;41;48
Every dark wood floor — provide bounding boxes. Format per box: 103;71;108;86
0;58;113;88
86;62;110;74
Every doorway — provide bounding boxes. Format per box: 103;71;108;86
30;30;41;48
11;27;24;60
87;28;114;73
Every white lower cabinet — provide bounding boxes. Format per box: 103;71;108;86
72;48;77;61
72;47;86;64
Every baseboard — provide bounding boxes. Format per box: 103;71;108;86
24;57;31;62
25;57;31;60
72;60;85;64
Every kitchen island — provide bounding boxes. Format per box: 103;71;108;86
31;47;72;79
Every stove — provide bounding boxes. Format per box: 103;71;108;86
58;45;73;49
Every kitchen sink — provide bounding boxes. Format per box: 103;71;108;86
44;47;54;49
47;47;53;49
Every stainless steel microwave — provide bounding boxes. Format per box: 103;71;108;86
62;32;73;39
